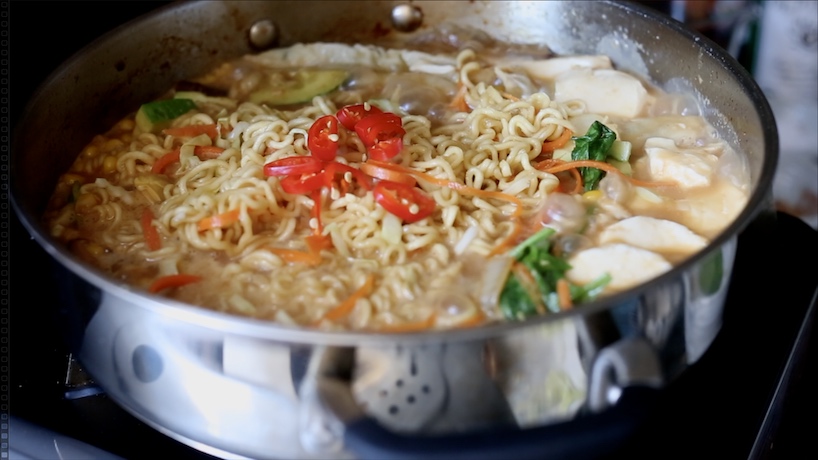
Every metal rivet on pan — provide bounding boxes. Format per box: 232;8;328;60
249;19;277;49
391;4;423;32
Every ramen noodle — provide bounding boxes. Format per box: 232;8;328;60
43;39;750;331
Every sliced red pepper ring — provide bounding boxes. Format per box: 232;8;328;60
336;103;384;131
280;172;326;195
308;115;340;162
354;112;405;147
324;161;372;191
373;181;435;224
263;156;324;177
367;137;404;162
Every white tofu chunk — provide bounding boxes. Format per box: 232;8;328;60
566;244;672;292
555;69;650;118
618;115;715;151
673;180;748;238
598;216;708;256
495;55;613;80
644;137;715;188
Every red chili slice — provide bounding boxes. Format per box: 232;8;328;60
373;181;435;224
354;112;405;147
308;115;340;161
324;161;372;191
336;104;384;131
280;172;326;195
263;156;324;177
367;137;404;162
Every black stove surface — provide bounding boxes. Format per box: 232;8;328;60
7;2;818;459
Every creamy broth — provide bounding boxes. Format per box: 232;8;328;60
43;38;749;331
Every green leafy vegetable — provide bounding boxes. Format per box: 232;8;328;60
571;121;617;191
499;227;611;320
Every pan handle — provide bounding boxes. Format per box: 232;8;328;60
307;343;661;460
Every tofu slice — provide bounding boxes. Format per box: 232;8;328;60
598;216;708;256
566;243;672;292
644;137;715;188
495;55;613;80
555;69;650;118
673;180;748;239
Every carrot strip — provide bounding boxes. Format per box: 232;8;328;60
267;247;322;265
557;278;573;310
194;145;226;159
141;208;162;251
152;146;226;174
162;123;219;139
511;261;546;315
454;309;486;329
305;234;333;252
450;83;470;112
321;274;375;322
568;167;584;194
197;209;241;232
537;159;674;188
541;129;573;153
376;314;437;333
366;160;524;218
148;274;202;293
267;234;331;266
151;150;181;174
360;162;417;187
488;220;523;257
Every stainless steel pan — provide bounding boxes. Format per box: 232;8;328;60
10;1;778;459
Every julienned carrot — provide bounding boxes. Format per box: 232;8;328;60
365;160;524;218
148;273;202;293
511;261;546;315
450;83;470;112
556;278;573;310
305;234;333;252
359;162;418;187
487;220;523;257
197;208;242;232
151;146;226;174
364;160;525;257
162;123;219;139
193;145;226;159
375;314;437;333
151;150;181;174
141;208;162;251
321;274;375;322
537;159;674;188
267;247;322;265
542;129;573;153
454;309;485;329
267;234;332;266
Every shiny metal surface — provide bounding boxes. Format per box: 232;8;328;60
9;1;777;459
